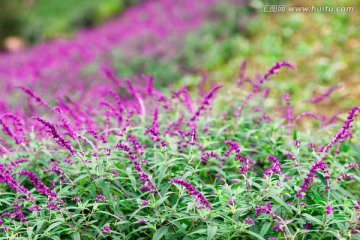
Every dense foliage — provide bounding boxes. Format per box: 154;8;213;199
0;60;359;239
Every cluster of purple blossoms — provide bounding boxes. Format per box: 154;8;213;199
305;85;341;103
264;156;282;177
169;178;212;210
273;224;285;233
322;106;359;153
344;163;359;170
111;170;119;177
294;111;318;123
0;164;35;202
354;200;360;211
33;116;75;155
137;219;147;224
245;217;254;225
337;173;353;181
296;160;328;198
253;107;272;125
292;140;300;149
239;156;254;175
141;200;149;206
284;152;296;161
95;195;106;202
325;205;333;215
16;86;50;109
71;197;81;202
3;158;29;175
200;151;219;164
190;84;223;122
18;170;57;201
0;114;27;144
102;225;111;234
127;134;145;155
116;142;157;193
255;202;279;220
144;106;166;146
263;61;295;81
172;86;194;113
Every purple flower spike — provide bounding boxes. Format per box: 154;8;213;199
245;217;254;225
137;219;147;224
325;205;333;215
322;106;359;153
169;178;212;210
95;195;106;202
32;116;75;155
102;225;111;234
263;61;295;80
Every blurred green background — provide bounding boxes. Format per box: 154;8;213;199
0;0;140;50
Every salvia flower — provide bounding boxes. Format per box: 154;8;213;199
169;178;212;210
305;85;341;103
16;86;50;108
297;160;328;198
264;156;282;177
137;219;147;224
255;202;279;219
95;195;106;202
32;116;75;155
325;205;333;215
0;114;26;144
263;61;295;80
245;217;254;225
102;225;111;234
322;106;359;154
141;200;149;206
71;197;81;202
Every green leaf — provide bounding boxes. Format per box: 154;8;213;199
207;225;217;240
260;222;271;237
45;221;64;233
152;226;169;240
27;227;33;238
269;194;293;213
72;232;81;240
302;213;323;225
242;230;266;240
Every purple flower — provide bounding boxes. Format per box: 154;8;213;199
141;200;149;206
322;106;360;153
273;224;285;233
32;116;75;155
245;217;254;225
111;170;119;177
71;197;81;202
169;178;212;210
305;85;340;103
137;219;147;224
102;225;111;234
95;195;106;202
264;155;282;177
263;61;295;80
17;170;59;203
325;205;333;215
255;202;278;219
16;86;50;108
0;114;26;144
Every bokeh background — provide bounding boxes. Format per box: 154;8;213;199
0;0;359;116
